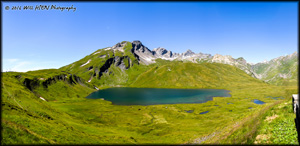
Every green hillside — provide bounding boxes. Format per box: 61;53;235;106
130;61;265;89
2;41;298;144
59;41;139;87
252;52;298;86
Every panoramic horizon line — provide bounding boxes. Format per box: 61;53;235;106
105;40;298;63
3;41;297;73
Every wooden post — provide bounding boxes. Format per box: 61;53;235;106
293;94;299;114
293;94;300;144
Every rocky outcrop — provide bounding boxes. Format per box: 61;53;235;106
23;78;40;91
112;41;127;52
131;41;156;65
153;47;177;60
183;49;195;57
18;73;87;91
87;66;93;71
107;41;212;64
99;58;114;78
236;57;247;65
211;54;257;78
153;47;166;56
98;56;132;78
68;74;83;85
212;54;235;65
114;56;131;70
42;74;68;88
127;41;213;63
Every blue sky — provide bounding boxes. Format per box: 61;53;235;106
2;2;298;72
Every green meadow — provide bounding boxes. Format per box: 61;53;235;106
1;46;298;144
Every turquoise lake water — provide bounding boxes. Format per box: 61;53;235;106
86;87;231;105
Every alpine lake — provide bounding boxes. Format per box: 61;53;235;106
47;85;291;144
86;87;231;105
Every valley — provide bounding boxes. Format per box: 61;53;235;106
1;41;298;144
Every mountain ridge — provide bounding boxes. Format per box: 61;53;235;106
76;40;296;85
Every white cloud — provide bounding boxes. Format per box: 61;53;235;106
26;67;48;71
9;61;32;72
3;58;60;72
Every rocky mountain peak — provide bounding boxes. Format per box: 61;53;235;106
131;40;155;65
152;47;174;58
131;41;151;53
183;49;195;57
236;57;247;65
153;47;167;55
112;43;122;48
132;40;142;44
212;54;235;65
112;42;127;52
132;41;143;50
289;51;298;58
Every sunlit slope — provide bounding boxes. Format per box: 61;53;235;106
130;62;267;89
2;40;297;144
3;69;95;101
2;69;296;144
252;52;298;86
55;40;278;89
59;41;140;86
2;73;89;144
1;72;141;144
2;56;296;144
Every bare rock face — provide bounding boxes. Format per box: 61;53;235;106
20;74;85;91
129;41;213;63
131;41;156;65
153;47;168;57
210;54;258;78
183;49;195;57
153;47;174;59
236;57;247;65
112;41;127;52
132;41;151;53
114;56;130;71
212;54;235;65
165;50;173;58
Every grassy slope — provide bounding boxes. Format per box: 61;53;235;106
252;97;299;144
252;55;298;86
130;61;265;89
2;60;297;144
59;42;139;88
2;43;298;144
2;72;138;144
209;86;298;144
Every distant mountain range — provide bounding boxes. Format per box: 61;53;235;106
252;52;298;85
67;40;296;86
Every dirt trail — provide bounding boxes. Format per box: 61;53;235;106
189;100;283;144
264;114;278;123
